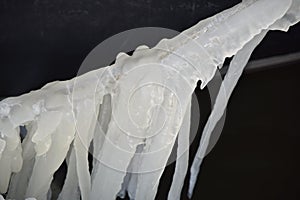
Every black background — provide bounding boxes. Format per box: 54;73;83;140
0;0;300;199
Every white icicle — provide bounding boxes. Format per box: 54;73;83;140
117;144;144;199
71;72;105;200
134;87;190;200
167;99;191;200
72;100;97;200
25;113;75;199
0;119;22;194
57;147;81;200
188;0;300;196
188;30;268;198
90;118;139;200
92;94;112;173
7;123;37;199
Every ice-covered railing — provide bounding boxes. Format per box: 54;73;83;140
0;0;299;200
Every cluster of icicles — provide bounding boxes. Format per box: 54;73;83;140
0;1;299;200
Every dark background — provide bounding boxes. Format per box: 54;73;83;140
0;0;300;199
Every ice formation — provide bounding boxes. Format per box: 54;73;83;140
0;1;299;200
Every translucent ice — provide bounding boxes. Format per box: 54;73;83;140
0;1;299;200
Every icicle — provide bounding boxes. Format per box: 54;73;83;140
25;113;75;199
167;99;191;200
117;144;145;199
133;86;191;200
188;30;268;198
91;94;112;174
7;123;37;199
70;71;105;200
57;147;81;200
90;117;139;200
72;100;97;200
0;119;22;194
188;1;300;197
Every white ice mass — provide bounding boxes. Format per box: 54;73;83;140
0;0;299;199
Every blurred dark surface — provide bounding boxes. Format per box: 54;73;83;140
0;0;299;200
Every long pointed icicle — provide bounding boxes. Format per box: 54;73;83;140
7;123;37;199
168;99;191;200
91;94;112;176
57;147;80;200
0;120;22;194
188;30;268;198
71;72;105;200
73;99;100;200
25;113;75;199
188;1;300;196
90;118;138;200
117;144;144;199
